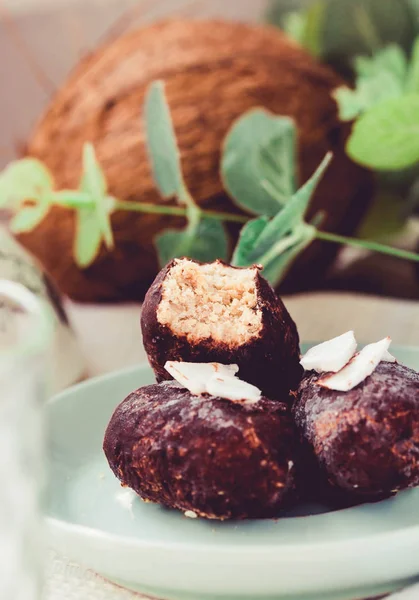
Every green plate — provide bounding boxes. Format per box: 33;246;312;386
46;345;419;600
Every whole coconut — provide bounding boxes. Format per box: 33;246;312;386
21;19;372;302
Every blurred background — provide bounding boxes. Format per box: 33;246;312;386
2;0;419;353
0;0;270;168
2;0;419;305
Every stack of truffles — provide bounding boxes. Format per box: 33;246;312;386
104;259;419;520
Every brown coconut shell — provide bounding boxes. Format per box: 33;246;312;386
21;19;373;303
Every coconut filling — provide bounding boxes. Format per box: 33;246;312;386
157;260;263;345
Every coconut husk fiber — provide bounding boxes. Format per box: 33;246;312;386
20;19;373;303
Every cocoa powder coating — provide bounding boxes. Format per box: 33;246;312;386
294;362;419;499
141;259;302;400
103;381;298;520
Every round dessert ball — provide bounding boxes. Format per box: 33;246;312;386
141;259;302;400
20;19;372;302
103;381;298;520
293;361;419;499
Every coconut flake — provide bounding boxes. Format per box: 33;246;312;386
317;337;392;392
206;375;261;404
164;361;261;404
300;331;357;373
382;350;396;363
184;510;198;519
115;489;135;513
164;361;238;395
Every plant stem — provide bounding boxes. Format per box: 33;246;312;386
316;230;419;262
115;200;248;224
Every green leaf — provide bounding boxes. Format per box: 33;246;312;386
300;1;327;57
155;218;228;267
81;143;113;249
269;0;418;76
74;208;102;268
144;80;185;201
10;202;50;233
222;109;297;216
357;190;407;241
0;159;53;208
333;86;366;121
81;143;107;196
258;132;296;205
154;229;183;266
334;44;408;121
231;216;269;267
334;70;405;121
373;44;408;82
282;11;308;44
407;35;419;92
248;152;332;261
262;224;316;287
51;190;94;208
347;95;419;170
186;218;228;263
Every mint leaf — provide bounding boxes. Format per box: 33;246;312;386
334;71;404;121
0;158;53;208
347;95;419;170
231;216;269;267
363;44;408;82
155;217;228;266
333;86;366;121
334;44;408;121
222;109;297;216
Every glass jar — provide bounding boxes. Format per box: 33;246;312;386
0;279;52;600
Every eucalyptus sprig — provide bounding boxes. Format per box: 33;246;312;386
144;81;228;265
1;79;419;289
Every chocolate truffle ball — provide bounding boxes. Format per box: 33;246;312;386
293;362;419;500
141;259;302;400
103;381;298;520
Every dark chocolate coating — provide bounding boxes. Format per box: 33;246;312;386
293;362;419;499
141;260;302;400
103;381;298;519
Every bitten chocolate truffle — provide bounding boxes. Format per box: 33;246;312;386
141;259;302;400
294;361;419;500
103;381;298;520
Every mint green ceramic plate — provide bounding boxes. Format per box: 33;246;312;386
46;345;419;600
